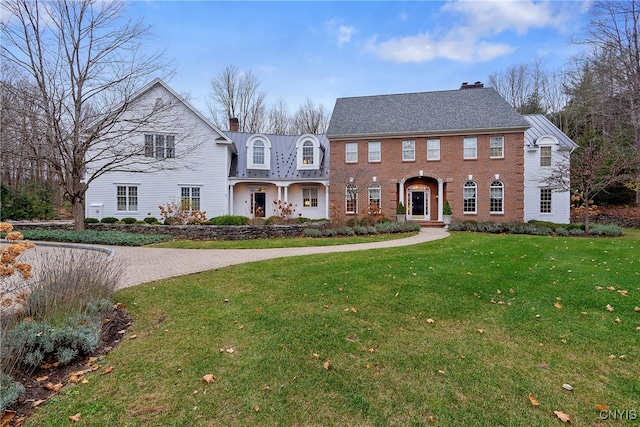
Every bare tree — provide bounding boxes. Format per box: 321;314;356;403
291;98;329;134
578;0;640;204
542;136;638;232
266;98;291;134
208;65;267;132
1;0;173;230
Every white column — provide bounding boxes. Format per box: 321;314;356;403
399;178;406;205
325;184;330;219
284;185;289;201
277;186;282;201
437;178;443;221
229;184;234;215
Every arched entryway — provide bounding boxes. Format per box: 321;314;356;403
399;176;444;222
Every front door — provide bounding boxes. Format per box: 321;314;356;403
407;185;430;220
252;191;266;217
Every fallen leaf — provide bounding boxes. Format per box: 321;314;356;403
426;318;435;324
634;306;640;312
44;382;62;392
350;307;357;313
1;411;16;426
368;348;375;353
562;383;573;391
35;375;48;382
594;404;609;411
117;329;126;334
312;353;319;359
437;369;445;375
128;334;137;339
202;374;216;383
476;329;485;334
608;354;617;359
614;317;621;323
253;405;260;412
554;301;563;309
68;413;81;423
606;304;614;312
32;399;46;407
102;366;113;375
323;359;331;370
607;286;616;291
553;410;572;423
428;415;436;423
527;394;540;407
595;286;603;290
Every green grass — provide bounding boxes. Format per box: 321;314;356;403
26;233;640;426
151;232;418;249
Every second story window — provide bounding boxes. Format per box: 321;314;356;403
427;139;440;161
346;142;358;163
247;135;271;170
464;137;477;159
540;146;552;167
490;136;504;158
296;136;321;170
145;134;175;159
402;140;415;161
368;141;381;162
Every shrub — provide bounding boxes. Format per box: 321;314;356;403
143;217;159;224
121;217;137;224
0;182;55;221
0;372;24;412
84;217;100;224
352;225;369;235
323;228;337;237
336;226;355;236
302;228;323;238
208;215;249;226
20;230;173;246
588;223;623;236
159;200;208;225
101;216;118;224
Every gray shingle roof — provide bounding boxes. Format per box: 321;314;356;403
226;132;329;180
326;87;530;138
523;115;577;150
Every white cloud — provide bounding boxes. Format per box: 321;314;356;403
325;19;356;47
364;0;577;64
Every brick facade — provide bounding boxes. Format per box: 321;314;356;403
329;131;525;223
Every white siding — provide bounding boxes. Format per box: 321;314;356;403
86;82;233;221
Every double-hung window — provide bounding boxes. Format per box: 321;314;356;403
116;186;138;212
540;188;552;213
490;180;504;213
181;187;201;211
540;146;552;167
302;141;314;165
463;137;477;159
490;136;504;158
463;181;477;213
402;140;415;161
346;184;358;214
345;142;358;163
368;184;381;213
427;139;440;161
145;134;175;159
303;188;318;208
368;141;381;162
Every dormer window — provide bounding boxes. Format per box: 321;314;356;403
296;135;321;170
247;135;271;170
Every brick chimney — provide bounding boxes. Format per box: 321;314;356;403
229;117;239;132
460;81;484;89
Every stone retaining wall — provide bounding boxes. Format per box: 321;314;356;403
14;222;326;241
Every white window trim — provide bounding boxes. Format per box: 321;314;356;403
346;184;358;214
540;187;552;214
180;186;202;211
402;140;415;162
302;187;319;208
463;180;477;214
540;145;552;167
247;135;271;170
464;137;477;160
368;141;381;163
115;184;139;213
368;183;381;213
490;136;504;159
489;180;504;214
427;139;440;161
345;142;358;163
296;135;321;170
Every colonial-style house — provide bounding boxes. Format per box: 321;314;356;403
326;83;576;224
86;79;575;224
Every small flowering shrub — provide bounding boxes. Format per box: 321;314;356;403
159;200;208;225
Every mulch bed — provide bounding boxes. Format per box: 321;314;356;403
2;306;131;426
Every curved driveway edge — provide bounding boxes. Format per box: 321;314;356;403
111;227;449;289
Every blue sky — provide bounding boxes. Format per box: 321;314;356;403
128;1;590;114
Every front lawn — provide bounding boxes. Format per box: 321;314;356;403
26;233;640;426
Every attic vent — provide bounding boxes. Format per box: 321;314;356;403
155;98;164;108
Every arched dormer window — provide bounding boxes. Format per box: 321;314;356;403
247;135;271;170
296;135;321;170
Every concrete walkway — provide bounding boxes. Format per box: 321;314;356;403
18;228;449;290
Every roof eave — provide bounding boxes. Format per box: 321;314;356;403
327;125;530;141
